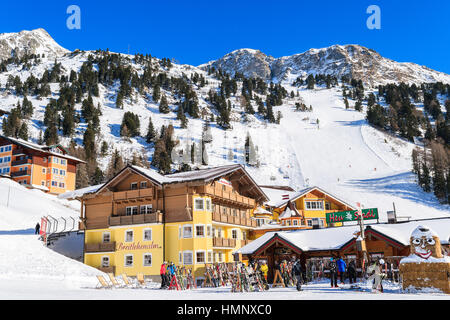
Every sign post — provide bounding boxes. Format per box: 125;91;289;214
356;203;368;280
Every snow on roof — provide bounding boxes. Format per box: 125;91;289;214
239;218;450;255
164;164;242;183
367;219;450;246
0;135;85;163
31;184;49;192
238;225;360;255
58;184;104;200
253;207;272;215
260;187;298;207
272;186;356;209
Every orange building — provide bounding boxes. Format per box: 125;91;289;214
0;135;84;194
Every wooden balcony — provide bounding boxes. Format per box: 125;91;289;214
12;149;26;156
11;169;31;177
11;158;32;166
85;242;116;253
113;188;153;202
213;237;236;248
198;185;256;208
212;211;257;228
83;212;163;230
109;211;163;227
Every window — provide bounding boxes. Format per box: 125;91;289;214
2;167;10;174
232;209;237;217
196;251;206;264
140;204;153;215
293;220;298;226
195;225;205;238
53;168;58;174
41;180;45;186
194;198;204;211
60;159;67;165
43;157;47;163
59;182;65;188
305;200;324;210
53;157;59;164
206;225;212;238
319;219;324;228
140;181;147;189
307;219;312;227
101;256;110;268
143;253;152;267
217;228;223;238
143;229;152;241
218;252;223;262
51;181;57;187
124;255;133;267
130;182;138;190
125;230;134;242
205;198;212;211
59;170;66;176
325;202;331;210
242;231;247;240
179;252;182;264
0;145;12;153
42;168;46;174
3;156;11;163
183;225;193;238
232;229;238;240
103;232;111;243
183;251;193;265
222;207;227;215
126;206;138;216
207;251;213;263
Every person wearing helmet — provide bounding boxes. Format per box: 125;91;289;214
329;257;338;288
160;261;168;289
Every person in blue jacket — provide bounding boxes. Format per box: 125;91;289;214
337;257;347;284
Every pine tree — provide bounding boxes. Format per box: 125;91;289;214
159;94;170;114
145;117;156;144
18;123;28;141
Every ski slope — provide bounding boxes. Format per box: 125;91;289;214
268;87;450;220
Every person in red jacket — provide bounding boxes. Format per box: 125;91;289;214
160;261;168;289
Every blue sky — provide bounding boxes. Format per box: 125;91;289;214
1;1;449;73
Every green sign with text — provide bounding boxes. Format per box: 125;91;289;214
326;208;379;224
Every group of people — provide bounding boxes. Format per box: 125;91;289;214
274;258;304;291
159;261;178;289
328;257;357;288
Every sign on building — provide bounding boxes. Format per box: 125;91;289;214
326;208;378;224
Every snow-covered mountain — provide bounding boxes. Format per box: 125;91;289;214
0;28;68;61
200;45;450;87
0;29;449;223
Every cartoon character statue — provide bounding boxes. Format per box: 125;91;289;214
409;225;443;260
400;225;450;294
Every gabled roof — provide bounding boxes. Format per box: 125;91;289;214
238;217;450;255
0;135;85;164
273;186;356;210
278;200;302;219
94;164;269;202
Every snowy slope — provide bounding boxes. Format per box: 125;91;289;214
0;29;448;224
0;28;68;61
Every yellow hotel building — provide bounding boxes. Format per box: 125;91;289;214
75;164;268;284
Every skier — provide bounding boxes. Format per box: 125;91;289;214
160;261;168;289
35;222;40;235
259;260;269;289
347;260;357;284
328;257;338;288
337;257;347;284
292;258;303;291
367;259;385;293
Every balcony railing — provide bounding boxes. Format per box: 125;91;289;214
241;239;251;247
109;211;163;227
12;149;26;156
11;158;32;167
113;188;153;201
11;170;30;177
198;185;256;208
85;242;116;253
212;211;257;228
213;237;236;248
83;212;163;230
